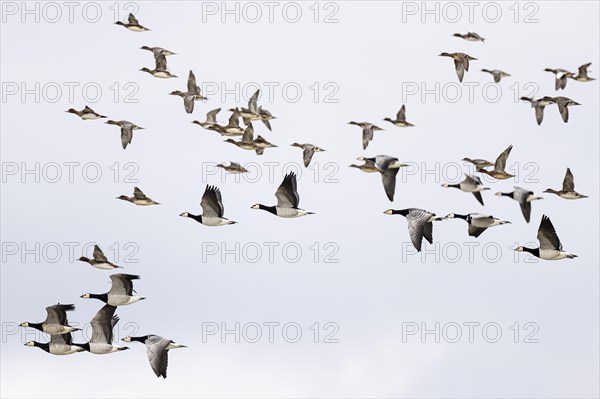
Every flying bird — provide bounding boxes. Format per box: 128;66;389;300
105;120;144;149
383;105;414;127
72;305;128;354
192;108;221;129
357;155;407;201
251;172;314;217
544;168;588;199
66;106;106;120
495;186;543;223
117;187;160;206
122;335;186;379
81;273;145;306
24;332;83;355
140;53;176;78
180;185;237;226
290;143;326;167
542;96;580;123
216;162;248;174
78;245;122;270
452;32;485;42
444;213;510;237
439;52;477;82
169;70;207;113
570;62;595;82
481;69;511;83
514;215;577;260
384;208;443;252
476;144;515;180
20;304;80;335
441;173;490;205
520;96;555;125
348;122;384;150
544;68;574;90
114;13;150;32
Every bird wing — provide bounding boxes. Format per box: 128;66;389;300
493;73;501;83
133;187;148;200
248;89;260;113
494;144;513;171
121;125;133;149
109;274;139;296
406;210;432;252
362;126;373;150
90;305;117;344
453;60;465;82
187;71;199;94
381;167;399;201
275;173;299;208
302;147;315;167
45;304;74;325
472;191;484;206
93;245;108;262
241;123;254;143
423;222;433;244
262;119;272;131
562;168;575;192
537;215;562;251
201;185;224;218
228;110;241;127
206;108;220;123
396;105;406;121
50;332;72;345
184;96;194;114
558;103;569;123
463;173;482;185
468;225;487;238
534;104;545;125
578;63;591;77
518;194;532;223
155;54;167;71
127;13;139;25
145;335;171;378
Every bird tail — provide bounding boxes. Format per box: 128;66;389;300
566;253;578;259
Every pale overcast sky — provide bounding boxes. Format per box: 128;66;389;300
1;1;599;398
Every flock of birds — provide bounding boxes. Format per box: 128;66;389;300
23;14;594;379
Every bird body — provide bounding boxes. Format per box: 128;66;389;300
180;185;237;226
78;245;121;270
445;213;510;237
348;121;384;150
495;186;543;223
105;120;144;150
122;335;186;378
515;215;577;260
66;106;106;120
291;143;325;167
115;13;149;31
81;274;145;306
442;173;489;205
117;187;159;206
439;52;477;82
477;144;514;180
384;208;443;252
357;155;407;201
251;172;314;218
383;105;414;127
20;304;80;335
544;168;588;199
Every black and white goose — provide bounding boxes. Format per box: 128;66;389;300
357;155;407;201
515;215;577;260
25;332;83;355
72;305;128;354
444;213;510;237
20;304;80;335
180;185;237;226
348;122;384;150
251;172;314;218
169;70;207;113
495;186;543;223
117;187;160;206
81;273;145;306
114;13;150;32
442;173;490;206
78;245;122;270
544;168;588;199
290;143;326;167
105;120;144;149
383;105;414;127
384;208;443;252
122;335;186;379
66;106;106;120
520;96;555;126
192;108;221;129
